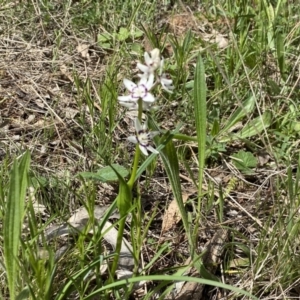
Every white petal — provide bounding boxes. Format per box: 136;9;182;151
161;77;173;85
146;73;154;89
137;63;150;73
161;84;174;93
118;95;133;101
139;145;149;156
159;58;164;75
142;122;148;131
144;52;151;66
119;101;138;110
123;78;136;91
147;145;159;154
134;118;143;132
138;74;148;86
143;93;155;103
150;49;161;70
127;136;138;144
150;48;160;60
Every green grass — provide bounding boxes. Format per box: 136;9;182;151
1;0;300;299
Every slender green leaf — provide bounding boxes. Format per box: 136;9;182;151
194;54;207;194
276;32;286;80
55;255;111;300
83;275;259;300
16;287;30;300
78;164;129;182
182;29;192;55
110;164;132;278
135;129;176;180
219;95;256;135
237;110;272;139
193;53;207;254
220;110;272;142
4;151;30;299
158;140;187;230
193;54;221;281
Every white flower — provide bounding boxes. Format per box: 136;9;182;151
137;48;161;75
158;58;174;93
127;118;160;156
160;73;174;93
118;73;155;103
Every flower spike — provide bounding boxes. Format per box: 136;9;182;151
118;73;155;103
127;118;160;156
137;48;161;75
158;58;174;93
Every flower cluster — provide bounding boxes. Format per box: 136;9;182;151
118;48;174;155
127;118;160;156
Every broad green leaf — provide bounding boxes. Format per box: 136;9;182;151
114;172;131;217
131;42;142;54
117;27;129;41
220;110;272;142
97;33;112;48
132;28;143;38
211;119;220;136
293;122;300;132
97;32;111;42
185;80;194;89
78;164;129;182
172;133;197;142
16;287;30;300
237;110;272;139
231;151;257;175
219;95;255;135
4;151;30;299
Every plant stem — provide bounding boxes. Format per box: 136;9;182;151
109;210;127;279
110;99;143;282
127;98;143;189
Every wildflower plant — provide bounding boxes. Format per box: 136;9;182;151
117;48;169;161
111;49;217;286
110;48;175;277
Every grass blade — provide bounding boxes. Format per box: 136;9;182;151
219;95;256;135
158;140;190;239
193;53;207;224
83;274;259;300
4;151;30;299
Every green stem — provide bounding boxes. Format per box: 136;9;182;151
127;98;143;189
110;99;143;283
127;145;140;190
109;210;126;279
